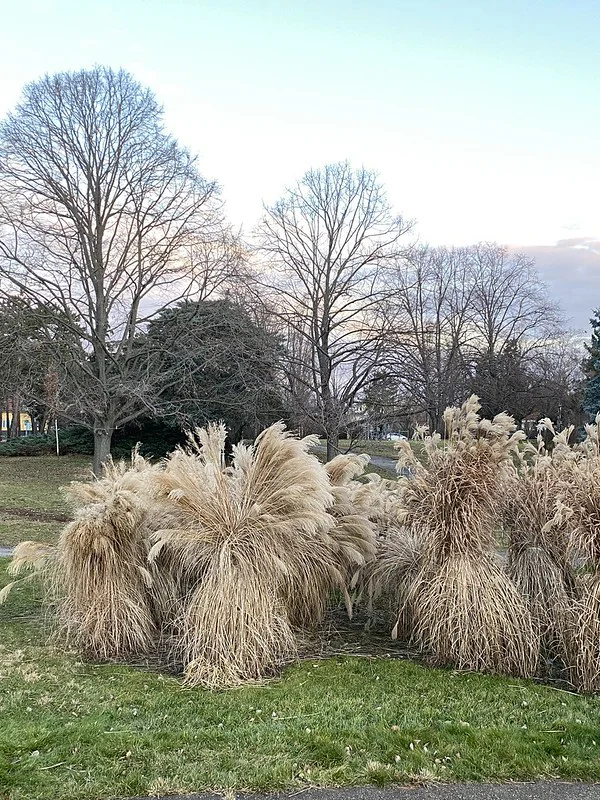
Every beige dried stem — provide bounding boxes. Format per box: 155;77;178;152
364;526;423;637
357;439;425;633
324;453;377;614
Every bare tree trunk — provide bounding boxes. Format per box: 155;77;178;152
93;423;113;476
9;395;20;438
326;433;339;462
320;374;339;462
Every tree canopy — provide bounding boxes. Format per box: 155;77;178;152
144;299;285;442
0;66;222;471
583;310;600;418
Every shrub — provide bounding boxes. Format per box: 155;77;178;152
0;419;186;458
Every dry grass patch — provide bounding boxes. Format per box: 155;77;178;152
383;396;537;676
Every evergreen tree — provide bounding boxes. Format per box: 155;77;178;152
583;310;600;416
144;299;286;442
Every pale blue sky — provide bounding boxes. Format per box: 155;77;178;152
1;0;599;323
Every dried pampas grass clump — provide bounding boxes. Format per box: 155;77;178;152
392;395;537;676
2;424;379;689
331;460;415;627
54;450;162;660
408;555;536;675
149;422;374;688
555;415;600;692
324;454;377;614
505;424;576;664
364;526;422;637
570;576;600;694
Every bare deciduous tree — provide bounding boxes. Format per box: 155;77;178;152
467;242;562;358
386;242;566;432
0;67;221;473
255;162;413;460
389;246;474;432
186;229;250;302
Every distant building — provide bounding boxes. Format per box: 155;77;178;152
1;411;33;437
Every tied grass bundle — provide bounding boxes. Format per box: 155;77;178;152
150;422;372;688
505;425;576;664
55;451;163;659
556;415;600;692
408;555;537;674
393;395;537;676
179;547;296;689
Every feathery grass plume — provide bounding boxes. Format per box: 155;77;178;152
349;457;425;629
55;449;163;660
571;576;600;693
393;395;537;676
554;413;600;692
324;454;377;614
0;540;56;605
150;421;351;688
351;471;406;537
229;426;344;630
505;427;576;664
364;526;422;637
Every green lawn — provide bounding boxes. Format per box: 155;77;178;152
1;455;599;799
2;560;600;800
0;456;90;546
320;439;399;460
337;439;400;459
322;439;428;464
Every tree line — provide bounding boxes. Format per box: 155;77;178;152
0;67;585;472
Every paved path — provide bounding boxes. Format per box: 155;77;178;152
362;453;398;473
130;783;600;800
